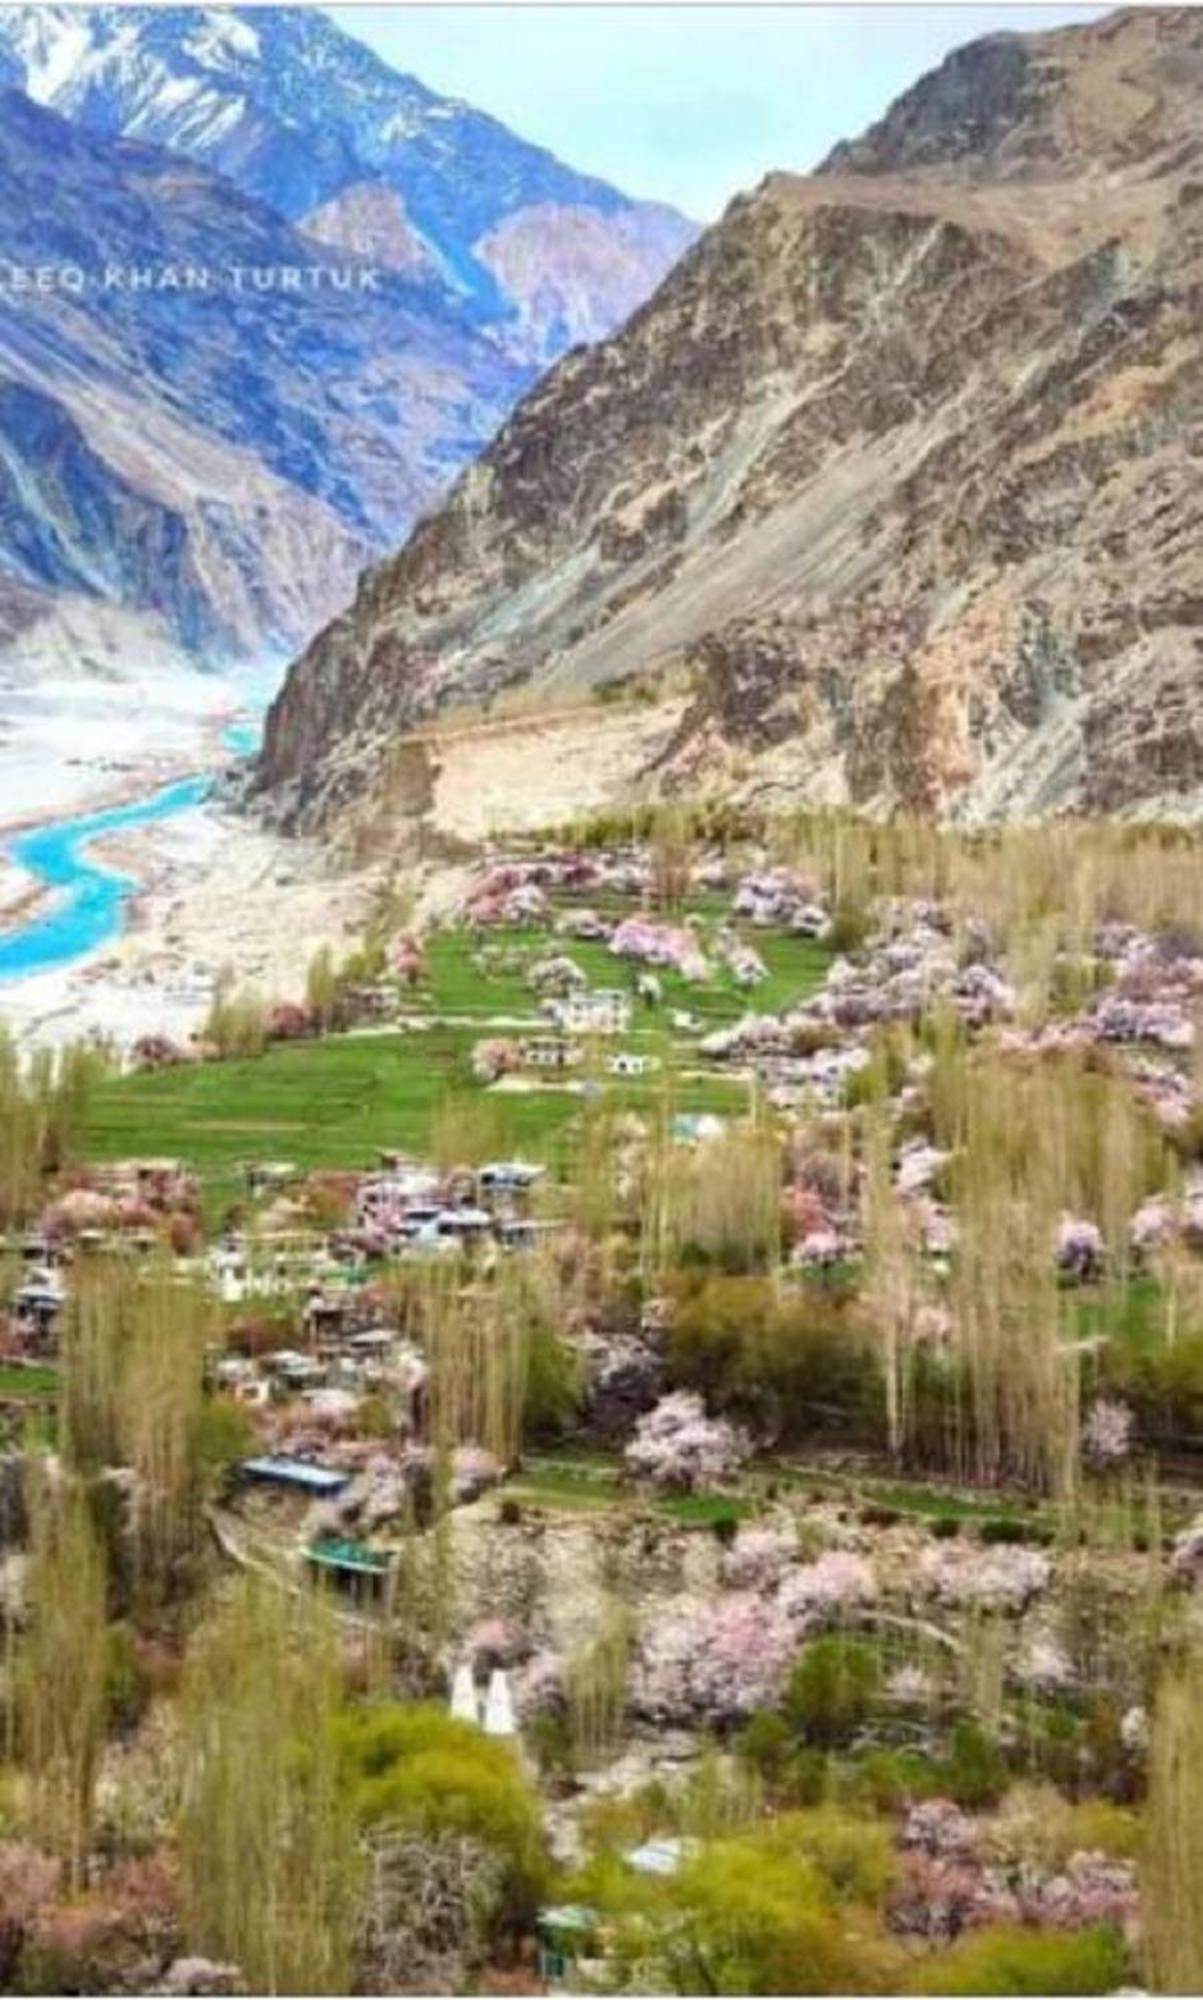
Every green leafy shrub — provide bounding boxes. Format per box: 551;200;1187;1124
1102;1326;1203;1450
785;1749;832;1808
192;1397;257;1489
912;1922;1126;1995
828;901;872;958
946;1719;1007;1809
525;1710;576;1784
978;1516;1026;1545
335;1702;547;1915
578;1780;672;1856
735;1709;793;1788
522;1325;583;1443
843;1026;909;1109
103;1622;152;1734
783;1639;881;1751
761;1807;896;1904
847;1748;946;1813
666;1272;881;1445
1027;1700;1086;1793
591;1834;899;1996
978;1516;1050;1547
354;1393;398;1441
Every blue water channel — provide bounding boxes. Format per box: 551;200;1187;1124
0;716;261;984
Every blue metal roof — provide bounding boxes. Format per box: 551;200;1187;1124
241;1456;350;1494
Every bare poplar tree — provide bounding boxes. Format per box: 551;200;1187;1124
19;1466;108;1889
179;1576;360;1994
1146;1648;1203;1994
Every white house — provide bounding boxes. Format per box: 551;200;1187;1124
607;1051;660;1078
521;1036;583;1070
548;988;632;1036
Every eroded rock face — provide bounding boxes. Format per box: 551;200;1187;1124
0;88;522;665
257;7;1203;834
447;1502;720;1660
824;7;1198;183
299;183;435;278
0;10;697;667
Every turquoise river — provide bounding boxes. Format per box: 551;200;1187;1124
0;718;261;985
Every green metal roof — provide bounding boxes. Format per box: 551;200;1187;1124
306;1535;393;1575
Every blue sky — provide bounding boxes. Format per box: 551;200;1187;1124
333;4;1106;218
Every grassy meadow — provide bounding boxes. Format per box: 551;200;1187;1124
77;908;830;1215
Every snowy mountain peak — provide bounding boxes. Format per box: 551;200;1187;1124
0;5;696;356
0;6;99;99
0;7;697;677
181;12;262;72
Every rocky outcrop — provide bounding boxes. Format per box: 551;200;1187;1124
475;200;698;364
824;6;1200;183
256;7;1203;832
299;183;434;278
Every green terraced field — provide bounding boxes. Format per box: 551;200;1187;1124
81;1019;747;1212
0;1364;59;1400
78;914;828;1213
83;1027;569;1202
402;922;830;1030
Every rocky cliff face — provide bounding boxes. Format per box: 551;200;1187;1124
0;84;530;668
0;7;696;367
257;7;1203;829
299;183;435;280
823;4;1198;182
0;9;695;680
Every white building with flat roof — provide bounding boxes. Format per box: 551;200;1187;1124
547;988;632;1035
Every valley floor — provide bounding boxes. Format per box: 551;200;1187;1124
5;808;1203;1994
0;654;376;1050
0;798;376;1051
0;659;244;833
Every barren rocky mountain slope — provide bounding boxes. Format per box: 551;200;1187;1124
257;7;1203;832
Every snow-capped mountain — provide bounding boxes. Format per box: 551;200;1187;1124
0;8;697;689
0;6;697;359
0;84;525;668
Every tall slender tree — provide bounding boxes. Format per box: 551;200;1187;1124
18;1467;108;1889
1146;1648;1203;1994
179;1576;360;1994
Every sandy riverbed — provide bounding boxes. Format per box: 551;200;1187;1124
0;795;382;1050
0;643;385;1049
0;661;252;831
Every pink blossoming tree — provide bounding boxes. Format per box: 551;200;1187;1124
624;1392;751;1493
